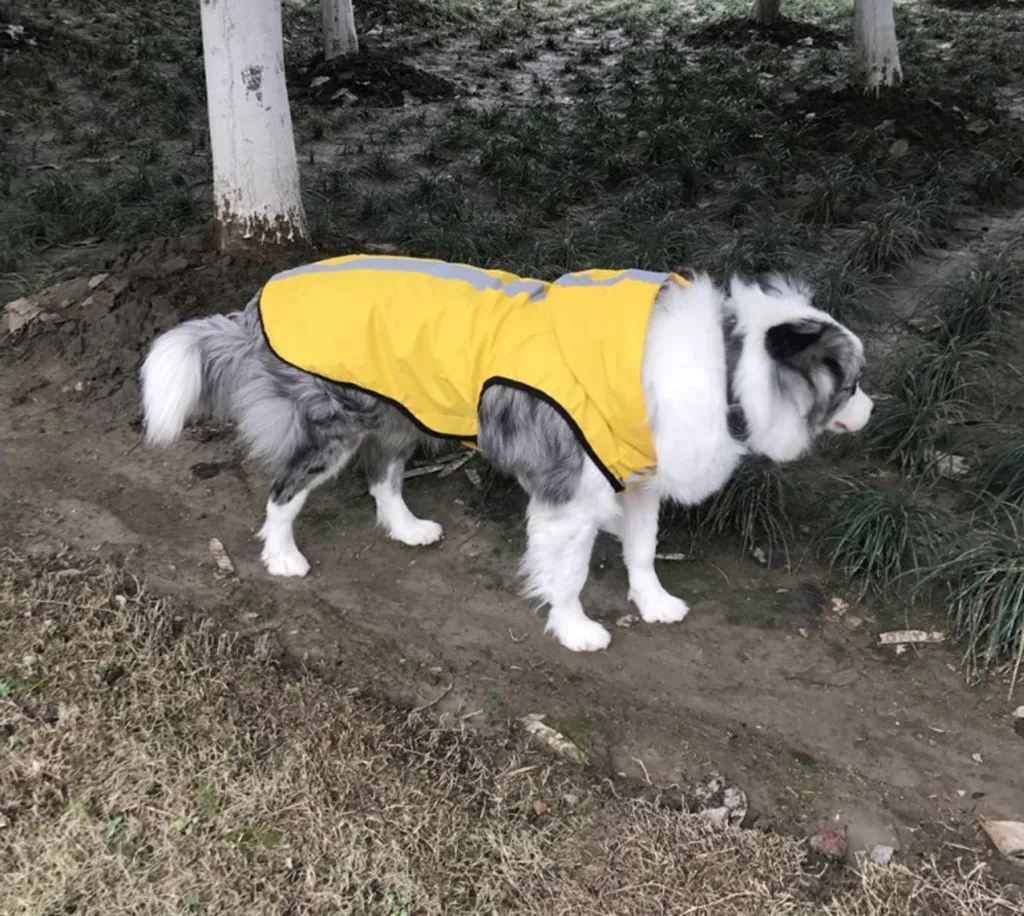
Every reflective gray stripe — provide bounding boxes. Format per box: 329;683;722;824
270;257;669;301
622;466;657;489
503;279;548;300
552;269;671;288
270;256;548;301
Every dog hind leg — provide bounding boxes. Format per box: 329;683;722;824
362;432;444;546
259;438;358;577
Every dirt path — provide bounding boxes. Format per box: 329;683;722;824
1;242;1022;872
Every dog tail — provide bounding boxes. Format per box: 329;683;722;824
140;299;261;446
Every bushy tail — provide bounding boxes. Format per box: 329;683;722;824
140;304;258;446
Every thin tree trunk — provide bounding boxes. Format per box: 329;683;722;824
323;0;359;60
199;0;309;249
854;0;903;94
750;0;781;28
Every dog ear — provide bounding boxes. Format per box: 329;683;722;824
765;320;827;363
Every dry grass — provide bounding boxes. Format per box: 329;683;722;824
0;550;1019;916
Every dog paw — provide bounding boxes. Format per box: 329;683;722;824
262;546;311;577
389;518;444;547
547;614;612;652
631;588;690;624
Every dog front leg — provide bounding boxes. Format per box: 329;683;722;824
620;485;689;625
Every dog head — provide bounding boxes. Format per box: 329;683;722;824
729;275;872;463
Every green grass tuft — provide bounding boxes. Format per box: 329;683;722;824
0;166;201;270
973;438;1024;507
844;187;953;274
915;513;1024;677
865;336;979;475
691;461;792;564
819;482;955;597
933;258;1024;345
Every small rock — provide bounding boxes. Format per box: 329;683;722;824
531;798;549;816
87;272;109;289
981;820;1024;859
310;75;331;89
209;538;236;577
830;596;850;616
4;297;54;334
971;752;983;765
331;87;360;104
929;450;975;481
888;138;910;159
752;546;768;566
691;773;747;828
615;614;639;628
810;827;847;859
870;844;895;865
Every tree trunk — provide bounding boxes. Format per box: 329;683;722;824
750;0;781;27
199;0;309;249
853;0;903;94
323;0;359;60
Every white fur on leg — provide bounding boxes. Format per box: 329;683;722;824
545;600;612;652
620;483;689;625
522;462;618;652
258;448;356;577
258;493;311;577
370;477;443;546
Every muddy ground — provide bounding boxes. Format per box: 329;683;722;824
1;232;1022;879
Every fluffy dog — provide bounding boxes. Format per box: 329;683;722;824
140;256;872;652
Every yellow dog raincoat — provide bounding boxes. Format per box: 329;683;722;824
259;255;688;492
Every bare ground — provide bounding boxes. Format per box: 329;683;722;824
2;229;1024;885
1;551;1021;915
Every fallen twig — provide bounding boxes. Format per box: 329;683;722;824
878;630;945;646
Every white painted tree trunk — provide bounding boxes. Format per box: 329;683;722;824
199;0;308;249
750;0;781;27
853;0;903;93
323;0;359;59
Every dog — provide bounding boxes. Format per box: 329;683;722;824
140;255;872;652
